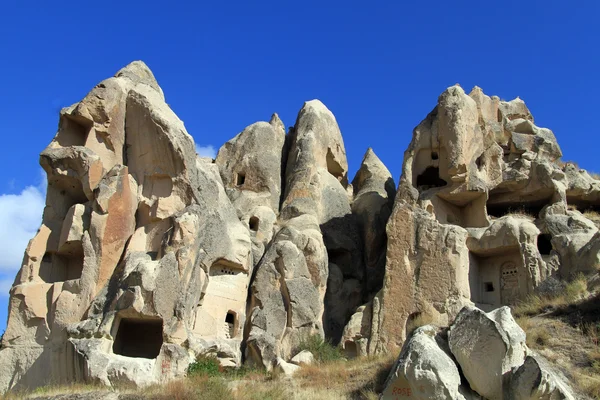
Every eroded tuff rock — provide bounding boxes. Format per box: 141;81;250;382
0;63;396;391
1;66;597;394
371;85;600;356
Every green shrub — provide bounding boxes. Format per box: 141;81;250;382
187;355;221;377
296;334;343;363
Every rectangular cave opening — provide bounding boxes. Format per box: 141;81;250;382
486;197;551;219
225;310;238;339
55;114;92;147
236;171;246;186
415;166;447;191
113;317;163;359
38;250;84;283
537;234;553;256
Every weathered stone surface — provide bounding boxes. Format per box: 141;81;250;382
448;306;527;400
215;116;286;268
246;99;363;368
0;61;252;392
381;325;478;400
375;203;472;355
290;350;314;366
372;84;574;357
507;354;575;400
351;148;395;294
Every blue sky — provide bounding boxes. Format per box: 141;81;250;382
0;1;598;331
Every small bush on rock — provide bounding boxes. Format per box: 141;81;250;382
187;354;221;377
296;334;343;363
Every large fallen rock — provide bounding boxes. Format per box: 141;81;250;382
381;325;479;400
448;306;527;400
507;354;575;400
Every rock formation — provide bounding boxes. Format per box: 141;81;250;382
0;62;596;394
370;85;600;355
382;306;575;400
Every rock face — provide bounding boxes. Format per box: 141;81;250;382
0;63;395;391
382;307;576;400
372;85;600;355
0;65;595;394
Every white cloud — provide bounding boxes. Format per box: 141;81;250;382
0;173;46;276
196;144;217;159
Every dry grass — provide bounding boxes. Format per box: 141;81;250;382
514;274;600;399
294;354;395;399
2;355;396;400
513;273;589;317
1;383;110;399
517;315;600;399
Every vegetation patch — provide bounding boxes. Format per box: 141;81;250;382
295;334;344;363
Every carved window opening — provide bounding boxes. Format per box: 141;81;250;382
249;216;259;232
431;152;439;160
484;282;495;292
236;172;246;186
38;249;84;283
415;166;447;190
225;311;237;339
476;155;484;171
113;318;163;359
537;234;553;255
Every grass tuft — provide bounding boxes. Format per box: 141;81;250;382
295;334;343;363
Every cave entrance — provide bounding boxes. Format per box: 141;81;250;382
343;340;358;359
113;318;163;359
566;198;600;214
38;249;84;283
236;172;246;186
249;216;259;232
224;311;238;339
486;194;552;219
537;234;553;256
415;166;447;190
469;250;525;309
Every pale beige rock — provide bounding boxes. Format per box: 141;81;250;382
275;357;301;376
290;350;314;366
508;354;575;400
351;148;395;294
449;306;527;400
381;325;477;400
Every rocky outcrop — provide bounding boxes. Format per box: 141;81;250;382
245;100;366;369
371;85;600;355
0;62;253;391
382;306;576;400
1;64;595;394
